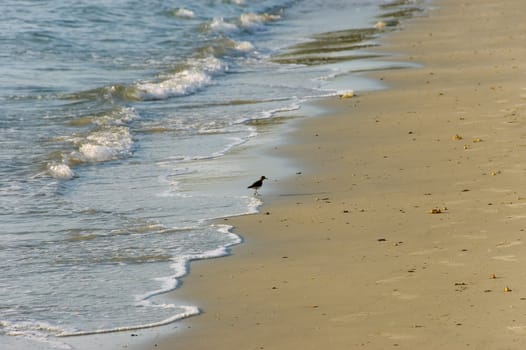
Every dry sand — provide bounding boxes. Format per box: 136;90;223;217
138;0;526;348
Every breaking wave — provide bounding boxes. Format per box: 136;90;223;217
134;56;227;101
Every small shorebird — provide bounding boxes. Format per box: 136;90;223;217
248;176;267;195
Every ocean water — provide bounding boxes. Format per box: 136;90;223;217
0;0;427;348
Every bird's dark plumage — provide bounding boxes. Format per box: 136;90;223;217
248;176;267;194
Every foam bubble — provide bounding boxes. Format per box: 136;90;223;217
136;71;210;100
175;8;195;18
103;107;139;126
0;320;72;349
78;127;133;162
239;13;280;30
69;107;139;128
200;56;226;73
135;57;226;100
56;107;139;166
79;144;117;162
246;196;263;214
235;41;255;52
47;163;75;180
208;17;239;34
57;305;200;337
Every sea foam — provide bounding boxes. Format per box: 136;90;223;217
57;305;200;337
136;71;211;100
235;41;255;52
135;56;226;100
47;163;75;180
208;17;239;34
239;13;280;30
59;225;241;337
78;127;133;162
174;8;195;18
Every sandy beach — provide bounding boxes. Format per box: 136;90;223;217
137;0;526;349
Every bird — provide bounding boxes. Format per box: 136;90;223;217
248;176;267;195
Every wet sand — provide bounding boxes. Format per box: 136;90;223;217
138;0;526;348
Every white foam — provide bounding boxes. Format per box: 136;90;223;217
78;127;133;162
93;107;139;127
214;225;243;248
0;320;73;349
135;224;242;306
181;134;250;163
208;17;239;34
239;13;280;30
235;41;255;52
57;107;139;165
59;225;242;339
57;305;200;337
47;163;75;180
175;8;195;18
79;144;117;162
236;102;301;125
246;195;263;214
136;57;226;100
137;71;211;100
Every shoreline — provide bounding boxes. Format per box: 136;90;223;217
137;0;526;349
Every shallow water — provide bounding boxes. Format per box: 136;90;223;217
0;0;427;348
